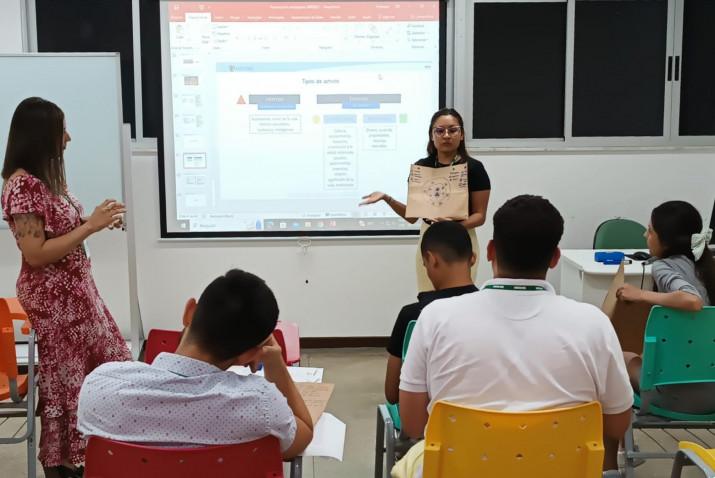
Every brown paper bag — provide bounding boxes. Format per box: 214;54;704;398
296;382;335;425
405;163;469;220
601;262;653;354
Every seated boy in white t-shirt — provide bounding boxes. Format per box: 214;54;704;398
396;195;633;476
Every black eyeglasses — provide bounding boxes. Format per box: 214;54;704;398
432;126;462;137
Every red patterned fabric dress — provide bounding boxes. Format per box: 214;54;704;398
1;174;131;466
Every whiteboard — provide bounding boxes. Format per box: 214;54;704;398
0;53;124;227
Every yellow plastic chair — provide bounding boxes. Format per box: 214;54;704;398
671;441;715;477
422;401;604;478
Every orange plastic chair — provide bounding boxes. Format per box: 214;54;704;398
0;298;32;401
143;329;182;364
0;297;37;478
85;435;285;478
422;401;604;478
274;321;300;366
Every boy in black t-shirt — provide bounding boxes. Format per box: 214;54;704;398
384;222;477;404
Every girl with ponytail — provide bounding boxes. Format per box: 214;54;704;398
618;200;714;309
618;200;715;415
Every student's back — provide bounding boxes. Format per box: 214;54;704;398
402;281;630;414
384;221;477;404
396;195;633;475
77;270;314;459
79;352;296;449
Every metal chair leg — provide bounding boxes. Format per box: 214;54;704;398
623;423;636;478
385;420;395;475
375;406;385;478
27;426;36;478
670;450;689;478
28;332;37;478
290;456;302;478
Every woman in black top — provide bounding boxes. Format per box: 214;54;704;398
361;108;491;291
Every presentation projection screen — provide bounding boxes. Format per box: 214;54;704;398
159;1;445;237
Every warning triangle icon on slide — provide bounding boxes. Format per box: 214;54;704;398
237;95;246;105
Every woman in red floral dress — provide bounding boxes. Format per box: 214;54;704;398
1;97;131;478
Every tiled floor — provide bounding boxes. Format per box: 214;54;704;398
0;348;709;477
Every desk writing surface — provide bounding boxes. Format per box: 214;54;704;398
560;249;652;276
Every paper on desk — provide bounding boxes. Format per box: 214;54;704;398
227;366;323;383
300;413;346;460
295;383;334;425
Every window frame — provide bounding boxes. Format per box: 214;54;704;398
456;0;715;150
23;0;715;150
669;0;715;146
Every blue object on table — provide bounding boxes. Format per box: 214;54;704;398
594;251;626;265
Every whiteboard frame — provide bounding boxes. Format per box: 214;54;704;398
121;124;144;359
0;52;126;227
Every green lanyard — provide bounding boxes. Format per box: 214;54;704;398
483;284;547;292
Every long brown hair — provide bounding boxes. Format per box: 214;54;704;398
2;97;67;196
426;108;471;160
651;200;715;303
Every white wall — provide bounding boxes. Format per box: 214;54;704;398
122;149;713;337
3;149;712;338
0;0;24;53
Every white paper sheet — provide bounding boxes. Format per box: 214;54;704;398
300;413;346;460
227;365;324;383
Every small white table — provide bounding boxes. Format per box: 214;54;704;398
560;249;654;307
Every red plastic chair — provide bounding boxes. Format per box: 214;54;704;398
143;329;182;364
274;321;300;366
144;323;300;366
85;435;284;478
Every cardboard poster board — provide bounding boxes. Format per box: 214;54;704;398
405;163;469;220
601;262;653;353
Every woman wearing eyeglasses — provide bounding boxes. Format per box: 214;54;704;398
361;108;491;291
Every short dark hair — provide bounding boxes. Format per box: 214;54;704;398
187;269;279;361
420;221;473;263
493;195;564;274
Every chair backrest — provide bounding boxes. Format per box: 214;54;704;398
0;298;26;378
85;436;284;478
640;306;715;391
593;218;647;249
422;401;604;478
402;320;417;359
144;324;301;366
143;329;182;364
273;320;300;365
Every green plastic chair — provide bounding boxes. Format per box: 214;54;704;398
623;306;715;478
593;218;647;249
376;320;417;478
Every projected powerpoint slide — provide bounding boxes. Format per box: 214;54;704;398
165;1;439;233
